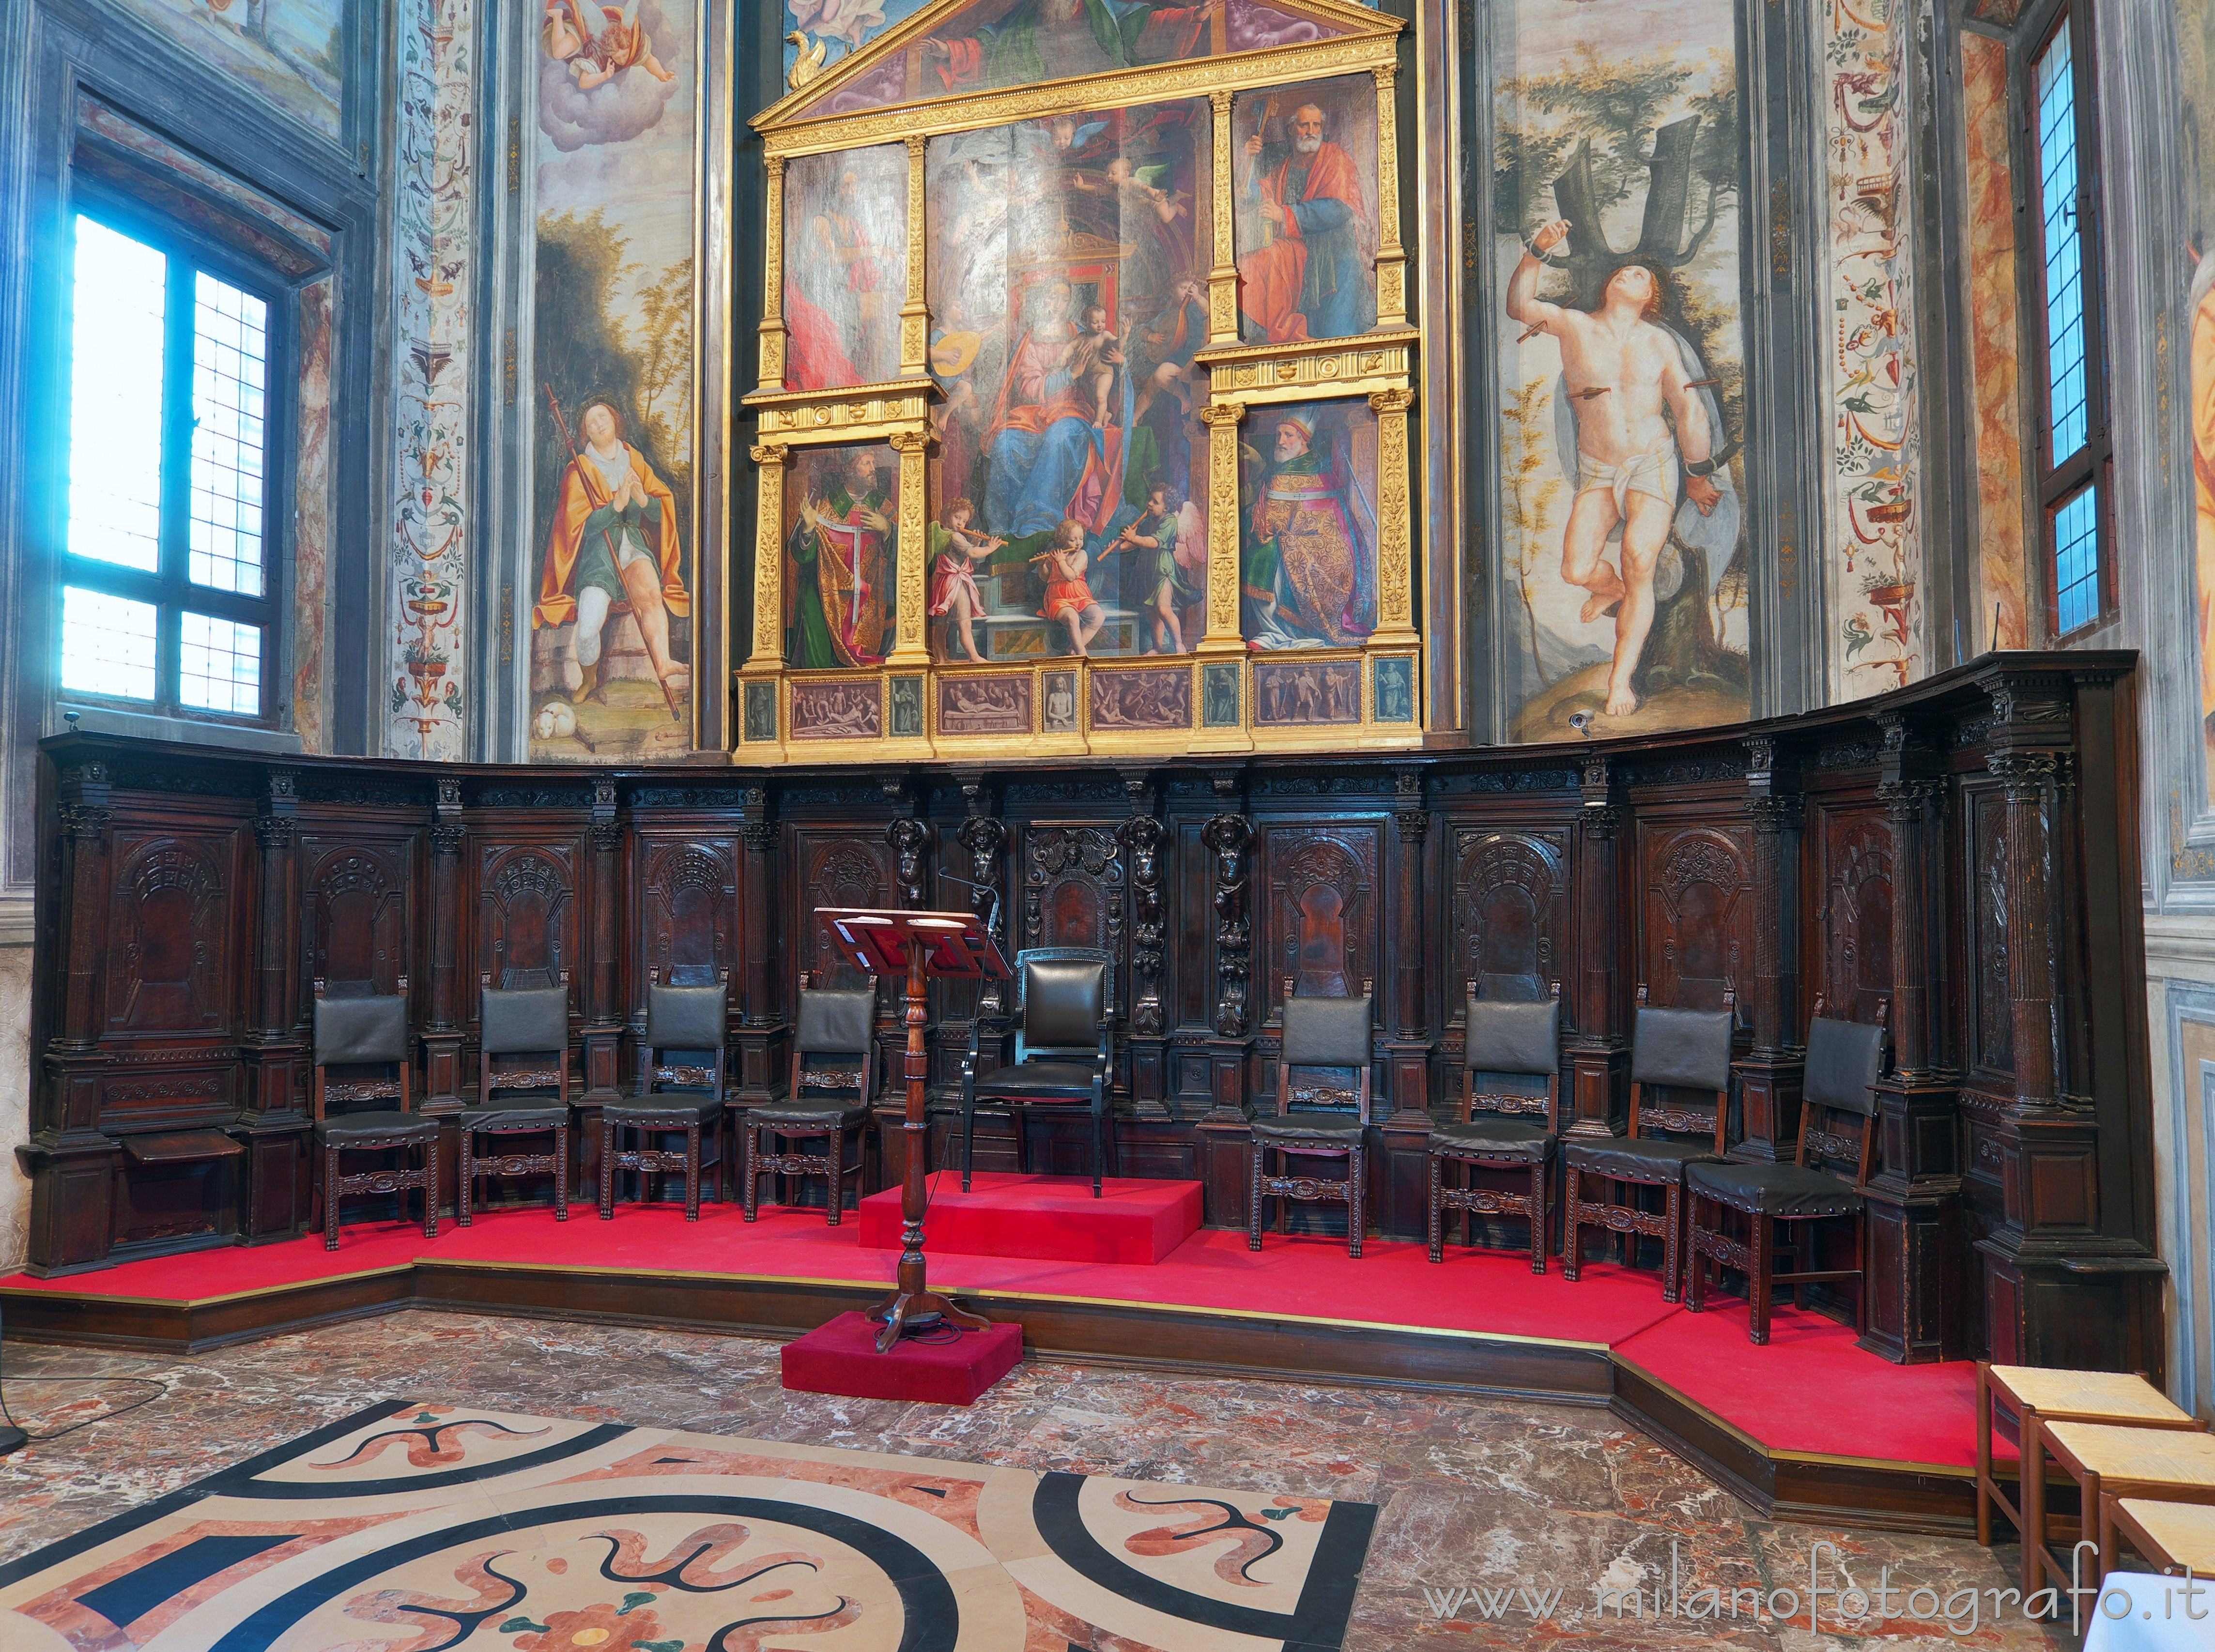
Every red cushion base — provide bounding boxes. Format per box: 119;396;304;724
780;1310;1024;1405
859;1172;1203;1264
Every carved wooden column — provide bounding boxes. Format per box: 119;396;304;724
422;778;466;1114
1195;402;1250;677
1365;387;1420;658
756;154;787;391
1206;89;1238;344
583;777;624;1105
22;761;120;1273
1197;801;1254;1222
1733;736;1803;1163
898;134;929;377
738;444;788;752
1117;772;1171;1119
732;784;785;1102
1376;767;1434;1236
1565;757;1625;1138
237;768;308;1241
1370;62;1405;328
886;428;932;670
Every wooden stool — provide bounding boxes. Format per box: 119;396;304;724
2033;1423;2215;1596
1977;1362;2200;1591
2102;1498;2215;1580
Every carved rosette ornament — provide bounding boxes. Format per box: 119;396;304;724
1201;813;1253;1037
1117;813;1168;1037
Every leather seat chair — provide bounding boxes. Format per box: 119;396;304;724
460;970;572;1224
960;948;1115;1196
1428;983;1563;1273
741;971;877;1225
311;977;437;1252
1562;986;1734;1300
600;968;730;1221
1249;979;1374;1258
1687;998;1888;1343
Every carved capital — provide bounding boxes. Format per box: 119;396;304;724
253;813;296;851
1368;387;1415;415
1395;810;1429;845
1580;804;1623;841
61;804;112;844
887;428;932;455
1747;795;1802;835
740;821;777;854
430;823;466;856
1198;400;1248;428
1877;776;1949;822
587;822;623;854
1986;751;2059;802
749;443;789;468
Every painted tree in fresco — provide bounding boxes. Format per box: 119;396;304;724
1501;376;1563;688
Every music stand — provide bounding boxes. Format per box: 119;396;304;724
817;907;1011;1353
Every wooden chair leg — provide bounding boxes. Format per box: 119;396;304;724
1348;1143;1365;1259
423;1140;440;1239
685;1123;701;1221
1529;1161;1547;1274
1425;1152;1443;1264
324;1144;341;1251
555;1122;570;1221
1563;1167;1583;1281
1750;1212;1773;1344
742;1124;760;1221
599;1120;616;1219
1662;1179;1682;1303
1687;1196;1708;1311
458;1130;475;1227
1853;1211;1868;1337
826;1129;845;1227
1247;1140;1265;1252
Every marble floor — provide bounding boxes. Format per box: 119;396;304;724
0;1310;2073;1649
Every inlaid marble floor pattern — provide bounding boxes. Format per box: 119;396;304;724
0;1311;2071;1649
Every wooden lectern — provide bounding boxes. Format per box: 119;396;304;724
817;907;1011;1352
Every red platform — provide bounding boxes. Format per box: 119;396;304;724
859;1172;1204;1265
781;1310;1025;1405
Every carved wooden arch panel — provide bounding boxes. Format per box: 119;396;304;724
795;828;894;994
1813;805;1893;1028
476;842;578;993
1265;824;1380;1008
1639;823;1750;1017
105;831;234;1034
1023;825;1125;963
637;836;738;991
298;836;412;1007
1451;827;1567;1008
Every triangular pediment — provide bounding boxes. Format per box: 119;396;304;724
759;0;1401;134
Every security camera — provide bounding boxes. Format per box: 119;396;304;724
1569;709;1595;739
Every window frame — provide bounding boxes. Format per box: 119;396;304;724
59;186;296;730
2014;0;2115;642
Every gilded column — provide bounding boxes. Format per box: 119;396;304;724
887;428;932;667
1372;64;1406;327
1208;90;1239;344
1367;387;1418;648
899;135;929;377
1197;401;1246;658
741;444;789;755
757;155;787;392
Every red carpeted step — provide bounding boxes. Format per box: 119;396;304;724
780;1310;1024;1404
857;1171;1203;1264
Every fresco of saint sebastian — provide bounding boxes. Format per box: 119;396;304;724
1507;219;1721;717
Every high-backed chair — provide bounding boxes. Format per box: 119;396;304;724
741;971;877;1225
1561;986;1733;1300
1686;997;1888;1343
1428;982;1563;1273
960;948;1115;1196
460;970;572;1224
1249;978;1374;1258
600;968;729;1221
311;977;437;1252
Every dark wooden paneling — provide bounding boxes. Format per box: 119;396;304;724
1807;801;1893;1024
634;832;738;993
1449;826;1568;1007
298;830;415;1008
1636;821;1751;1014
474;839;579;994
104;828;242;1037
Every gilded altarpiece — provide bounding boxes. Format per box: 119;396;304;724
740;0;1425;761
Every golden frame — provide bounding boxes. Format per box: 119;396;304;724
739;0;1421;763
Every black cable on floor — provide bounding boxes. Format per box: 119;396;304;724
0;1300;181;1448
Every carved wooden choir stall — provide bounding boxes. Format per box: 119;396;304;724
14;654;2160;1376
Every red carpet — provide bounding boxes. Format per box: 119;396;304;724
0;1192;1981;1468
859;1172;1204;1264
781;1310;1025;1404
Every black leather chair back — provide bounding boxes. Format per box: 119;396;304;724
1463;986;1560;1124
1013;949;1111;1063
315;994;408;1066
1277;989;1373;1121
1803;1014;1886;1117
480;986;567;1057
1630;1006;1734;1092
646;981;728;1052
793;985;876;1101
